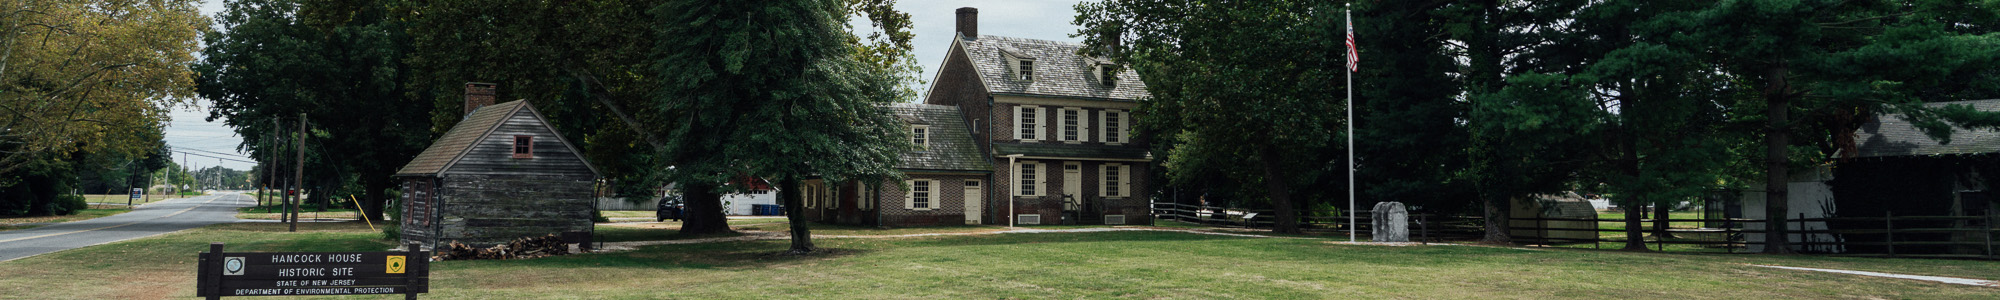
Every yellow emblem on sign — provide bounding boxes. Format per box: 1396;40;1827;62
386;255;407;274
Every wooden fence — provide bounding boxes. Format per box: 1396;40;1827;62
1149;202;1486;242
1155;202;1995;259
1510;211;1998;259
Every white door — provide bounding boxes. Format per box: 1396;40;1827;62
1063;161;1082;210
964;180;983;224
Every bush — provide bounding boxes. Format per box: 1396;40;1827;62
382;198;402;240
591;208;609;223
52;194;88;215
381;224;401;240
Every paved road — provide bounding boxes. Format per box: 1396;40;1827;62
0;192;253;262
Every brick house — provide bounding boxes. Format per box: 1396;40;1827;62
931;7;1153;226
798;7;1154;227
393;83;599;247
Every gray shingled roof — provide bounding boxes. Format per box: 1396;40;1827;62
396;101;527;176
959;35;1150;101
1854;99;2000;158
889;103;992;172
992;143;1148;160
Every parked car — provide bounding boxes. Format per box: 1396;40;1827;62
656;194;685;222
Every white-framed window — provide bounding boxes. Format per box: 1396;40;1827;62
1015;162;1044;196
1100;110;1129;144
911;125;930;151
906;179;935;210
1017;59;1035;81
804;182;818;209
1100;163;1131;197
859;185;872;210
1016;105;1044;141
1060;108;1089;142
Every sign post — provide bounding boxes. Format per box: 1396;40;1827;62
197;243;429;299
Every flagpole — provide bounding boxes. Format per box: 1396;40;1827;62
1345;4;1357;243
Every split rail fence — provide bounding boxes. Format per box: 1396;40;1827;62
1154;202;1995;259
1513;211;1997;259
1149;202;1486;242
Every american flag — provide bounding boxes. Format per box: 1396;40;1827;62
1345;15;1357;72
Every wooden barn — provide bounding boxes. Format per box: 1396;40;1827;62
393;83;600;248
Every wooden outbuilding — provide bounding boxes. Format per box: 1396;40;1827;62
393;83;600;248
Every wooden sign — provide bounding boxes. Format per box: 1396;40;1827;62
197;243;429;299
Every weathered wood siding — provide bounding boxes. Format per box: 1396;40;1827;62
432;174;595;246
446;109;594;177
399;177;440;247
396;178;440;246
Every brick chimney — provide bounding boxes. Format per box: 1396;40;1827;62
464;82;496;115
956;7;978;39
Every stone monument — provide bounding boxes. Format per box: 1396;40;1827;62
1372;201;1409;242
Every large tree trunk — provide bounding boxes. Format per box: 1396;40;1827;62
1619;96;1649;251
1653;201;1675;240
1762;65;1796;254
779;175;814;254
676;183;735;236
1255;141;1299;234
1480;194;1511;245
361;175;391;222
1621;196;1648;251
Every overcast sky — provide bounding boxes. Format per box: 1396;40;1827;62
164;0;1090;172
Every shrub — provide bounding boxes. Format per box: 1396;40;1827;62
381;198;402;240
51;194;88;215
591;209;609;223
381;224;401;240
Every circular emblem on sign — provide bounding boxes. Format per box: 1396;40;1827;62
224;257;245;274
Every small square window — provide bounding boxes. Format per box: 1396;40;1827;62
512;136;534;158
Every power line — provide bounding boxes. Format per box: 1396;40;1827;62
172;146;252;158
171;150;257;164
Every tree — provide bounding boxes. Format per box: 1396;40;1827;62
1656;0;2000;254
650;0;912;253
0;0;201;176
0;0;199;215
1077;0;1345;234
195;0;429;220
1347;0;1476;225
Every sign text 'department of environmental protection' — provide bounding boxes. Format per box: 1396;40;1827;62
197;243;429;299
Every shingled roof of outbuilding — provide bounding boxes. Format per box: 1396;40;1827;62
1854;99;2000;158
956;34;1150;101
394;100;598;177
888;103;992;173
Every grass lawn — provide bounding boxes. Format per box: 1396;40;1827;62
4;221;1999;299
0;207;134;231
79;194;172;205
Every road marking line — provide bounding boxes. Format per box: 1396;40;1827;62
0;194;231;244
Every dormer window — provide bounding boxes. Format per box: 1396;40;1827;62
911;125;930;151
1094;64;1119;87
512;136;534;158
1016;59;1035;81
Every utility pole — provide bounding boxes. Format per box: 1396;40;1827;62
264;117;277;213
291;113;305;232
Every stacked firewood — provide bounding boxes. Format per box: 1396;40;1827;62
433;234;570;260
506;234;569;259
